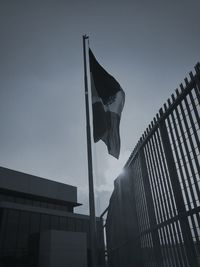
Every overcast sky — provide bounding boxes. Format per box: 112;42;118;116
0;0;200;215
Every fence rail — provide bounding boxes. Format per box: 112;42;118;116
104;63;200;267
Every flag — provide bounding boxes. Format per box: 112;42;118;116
89;48;125;159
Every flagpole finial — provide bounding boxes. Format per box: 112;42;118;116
83;34;89;39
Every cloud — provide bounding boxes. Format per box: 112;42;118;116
103;149;131;189
75;186;89;215
76;149;131;216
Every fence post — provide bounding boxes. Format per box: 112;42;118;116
139;149;163;267
194;63;200;103
159;117;198;267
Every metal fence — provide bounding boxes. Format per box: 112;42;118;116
104;63;200;267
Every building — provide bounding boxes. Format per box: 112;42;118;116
0;166;104;267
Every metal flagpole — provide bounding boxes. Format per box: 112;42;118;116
82;34;97;267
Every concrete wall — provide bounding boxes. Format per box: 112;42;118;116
39;230;87;267
0;167;77;203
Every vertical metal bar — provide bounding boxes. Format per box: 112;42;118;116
164;118;190;266
144;144;171;266
154;131;173;218
129;159;145;267
159;118;198;267
183;94;200;164
156;128;188;266
136;155;151;266
156;129;178;216
136;157;149;235
83;35;97;267
178;99;200;250
165;116;195;266
139;156;153;237
144;147;168;266
149;136;178;266
144;146;159;224
162;225;175;267
165;117;191;210
188;91;200;147
170;222;187;267
160;226;172;267
140;148;163;267
171;105;200;248
158;229;168;267
194;70;200;104
134;158;145;237
147;137;174;266
146;141;164;223
174;105;200;201
144;146;169;266
174;220;189;266
170;110;197;211
150;134;169;221
154;131;184;266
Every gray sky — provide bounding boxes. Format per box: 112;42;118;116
0;0;200;215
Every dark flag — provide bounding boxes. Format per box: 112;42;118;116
89;49;125;159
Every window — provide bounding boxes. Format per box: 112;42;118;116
59;216;68;231
51;215;59;229
0;209;8;251
40;214;50;231
4;210;19;251
30;212;40;235
17;211;30;250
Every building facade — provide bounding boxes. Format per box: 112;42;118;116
0;167;104;267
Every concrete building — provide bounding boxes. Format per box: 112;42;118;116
0;166;104;267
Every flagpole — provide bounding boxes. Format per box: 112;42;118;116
82;34;97;267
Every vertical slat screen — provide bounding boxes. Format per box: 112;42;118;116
105;63;200;267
